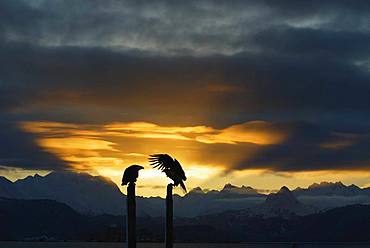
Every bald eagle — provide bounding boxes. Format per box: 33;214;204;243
122;165;144;186
149;154;187;192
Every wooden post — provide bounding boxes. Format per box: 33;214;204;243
166;184;173;248
126;182;136;248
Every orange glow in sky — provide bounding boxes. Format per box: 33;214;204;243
18;121;370;197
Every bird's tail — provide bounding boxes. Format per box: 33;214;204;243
179;181;187;193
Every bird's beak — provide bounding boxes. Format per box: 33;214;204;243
139;166;144;170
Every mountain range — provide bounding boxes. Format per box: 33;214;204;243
1;197;370;242
0;172;124;215
0;171;369;217
294;181;369;196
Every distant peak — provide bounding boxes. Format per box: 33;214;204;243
348;184;360;189
0;176;12;184
265;185;300;208
189;187;204;194
24;175;35;180
278;186;291;193
308;181;345;189
221;183;258;195
46;170;93;179
241;185;254;190
222;183;237;190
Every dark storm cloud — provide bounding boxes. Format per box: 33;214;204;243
1;41;369;123
252;26;370;59
231;122;370;171
0;122;67;170
0;1;44;40
0;0;370;172
235;121;370;171
2;0;370;55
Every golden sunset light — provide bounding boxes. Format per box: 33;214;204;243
15;120;370;197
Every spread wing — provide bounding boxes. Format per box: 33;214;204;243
149;154;174;171
173;159;187;181
149;154;187;192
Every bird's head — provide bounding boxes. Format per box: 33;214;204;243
131;164;144;171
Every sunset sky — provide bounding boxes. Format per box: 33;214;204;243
1;0;370;196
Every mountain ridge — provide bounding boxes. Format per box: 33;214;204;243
1;171;369;217
1;171;125;215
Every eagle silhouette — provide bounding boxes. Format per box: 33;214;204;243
149;154;187;192
121;165;144;186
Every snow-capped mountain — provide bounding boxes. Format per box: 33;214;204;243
0;172;124;215
261;186;316;216
220;183;260;195
173;184;265;217
293;181;365;197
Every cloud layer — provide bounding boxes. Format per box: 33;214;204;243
19;121;370;172
0;0;369;175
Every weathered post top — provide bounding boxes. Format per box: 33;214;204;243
126;182;136;248
122;165;143;248
166;183;174;248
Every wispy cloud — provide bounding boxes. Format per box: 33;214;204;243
20;120;370;174
196;121;286;145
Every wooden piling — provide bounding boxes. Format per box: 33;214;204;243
166;184;173;248
126;182;136;248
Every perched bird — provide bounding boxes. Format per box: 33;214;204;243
121;165;144;186
149;154;187;192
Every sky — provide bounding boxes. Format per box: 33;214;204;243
1;0;370;196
